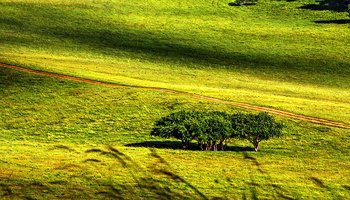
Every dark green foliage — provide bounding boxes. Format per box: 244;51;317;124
150;110;205;149
151;110;234;150
229;112;247;139
242;112;283;151
229;0;258;6
151;111;283;151
196;111;232;151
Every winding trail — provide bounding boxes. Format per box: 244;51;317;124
1;63;349;129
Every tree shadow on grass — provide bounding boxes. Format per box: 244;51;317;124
314;19;350;24
0;67;80;90
309;176;342;199
125;141;254;152
228;2;257;7
86;146;210;200
299;0;349;12
0;146;211;199
298;1;349;25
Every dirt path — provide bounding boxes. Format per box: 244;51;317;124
1;63;349;129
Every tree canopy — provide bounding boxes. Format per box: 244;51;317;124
151;110;283;151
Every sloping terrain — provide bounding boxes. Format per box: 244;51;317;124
1;0;349;123
1;67;349;199
1;63;349;129
1;0;349;199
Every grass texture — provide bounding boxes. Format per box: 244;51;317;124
0;0;349;123
1;0;350;199
1;66;350;199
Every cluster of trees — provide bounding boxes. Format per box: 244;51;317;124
151;110;283;151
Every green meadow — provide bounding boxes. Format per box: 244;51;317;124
1;67;350;199
0;0;350;199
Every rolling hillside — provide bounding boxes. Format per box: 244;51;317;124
1;0;349;199
1;0;349;123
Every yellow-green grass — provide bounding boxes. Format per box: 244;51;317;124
1;67;350;199
1;0;350;124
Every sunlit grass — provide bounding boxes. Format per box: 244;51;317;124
1;0;350;199
1;0;349;123
1;68;350;199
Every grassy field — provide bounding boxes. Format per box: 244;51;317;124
1;0;350;199
1;67;350;199
0;0;349;123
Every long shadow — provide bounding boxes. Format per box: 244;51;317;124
315;19;350;24
0;67;39;87
299;0;349;12
0;2;270;69
1;2;350;88
299;0;350;25
0;181;54;199
126;141;192;150
126;141;254;151
242;152;299;199
84;146;210;199
309;176;342;199
1;146;299;199
0;67;80;91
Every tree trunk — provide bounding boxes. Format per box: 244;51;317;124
182;140;189;149
254;141;259;151
200;143;205;151
218;141;224;151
